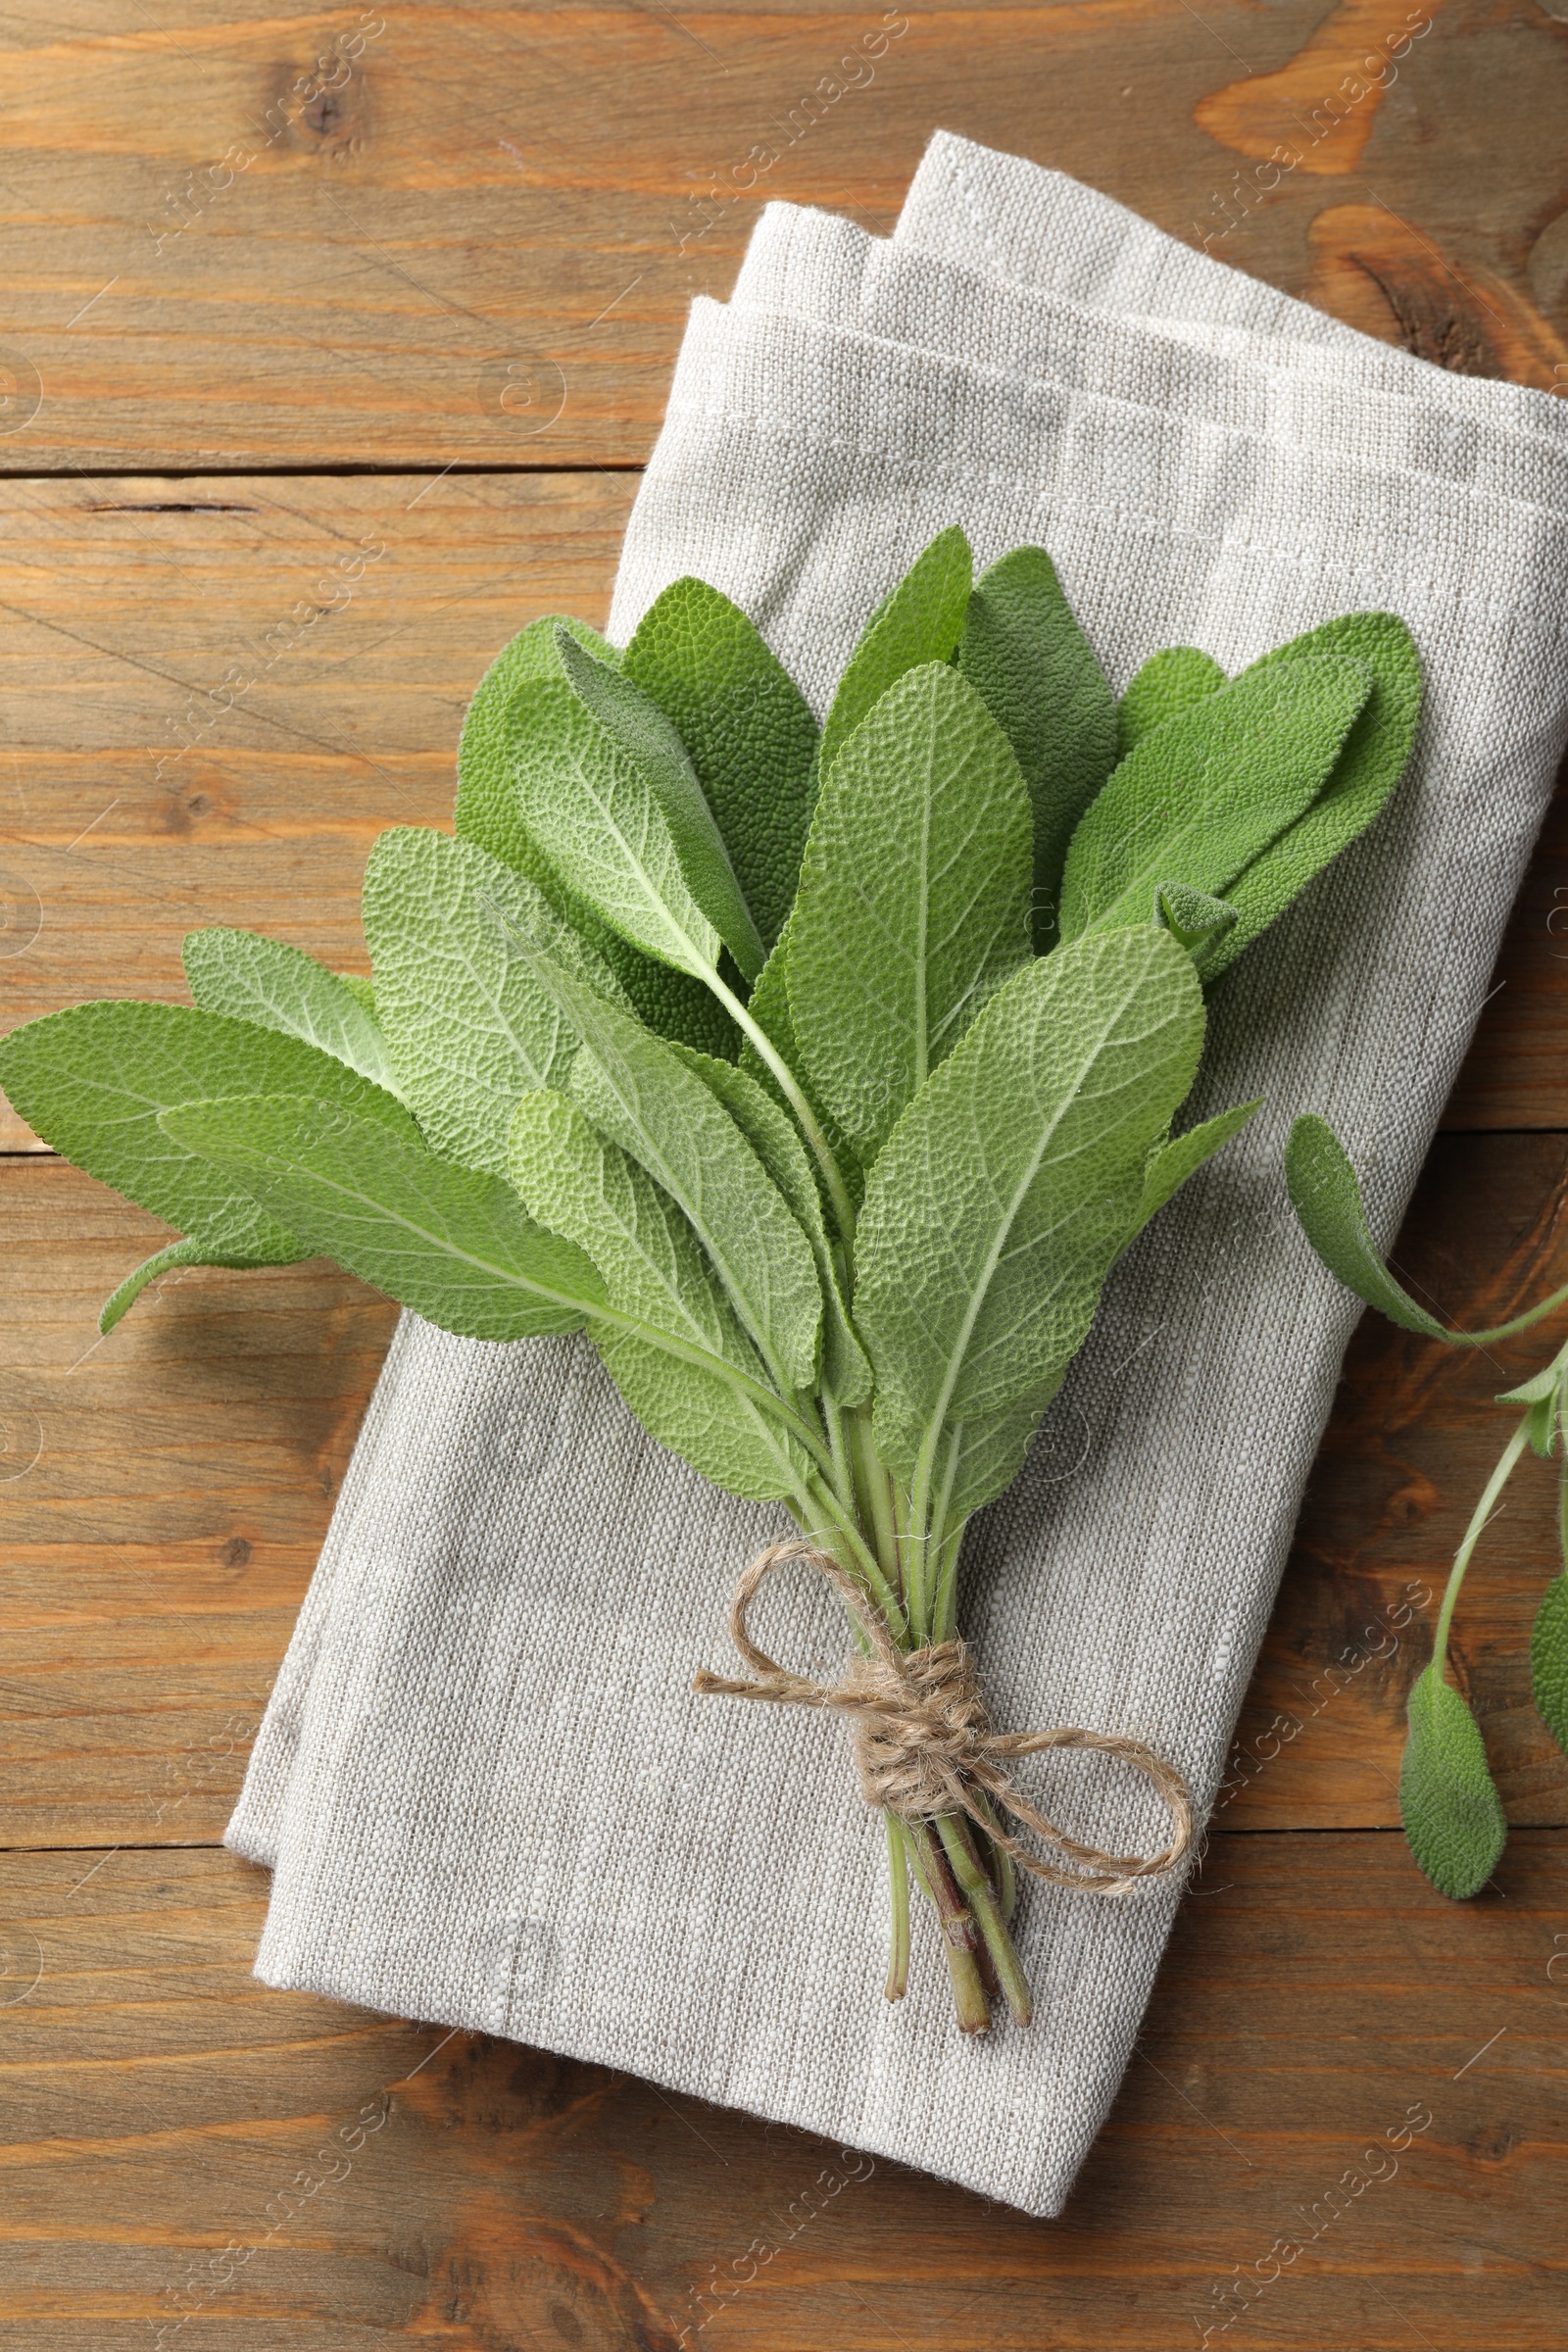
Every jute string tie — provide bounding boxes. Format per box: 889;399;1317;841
694;1541;1194;1896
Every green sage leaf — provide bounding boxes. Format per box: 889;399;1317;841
362;826;631;1177
818;525;973;782
667;1044;871;1407
507;669;723;984
335;972;376;1017
553;628;767;980
788;662;1033;1162
501;936;823;1395
0;1001;412;1269
622;576;818;953
183;928;403;1099
1205;612;1421;980
1531;1575;1568;1756
454;610;619;875
1400;1664;1507;1899
460;630;735;1062
1058;654;1374;944
1155;881;1236;957
956;545;1117;952
855;925;1204;1483
159;1093;603;1342
1284;1114;1451;1339
509;1089;812;1503
97;1235;279;1337
1136;1099;1262;1232
1115;646;1227;759
737;917;862;1212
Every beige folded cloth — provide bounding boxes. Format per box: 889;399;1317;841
226;136;1568;2215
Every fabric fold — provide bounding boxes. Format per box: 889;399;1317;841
228;135;1568;2216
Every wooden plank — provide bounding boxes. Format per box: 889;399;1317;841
8;1132;1568;1848
0;468;636;1148
0;1834;1562;2346
2;468;1565;1151
2;0;1567;473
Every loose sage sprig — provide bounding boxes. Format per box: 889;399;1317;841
0;528;1422;2031
1286;1116;1568;1898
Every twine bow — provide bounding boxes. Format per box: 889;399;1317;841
693;1541;1194;1895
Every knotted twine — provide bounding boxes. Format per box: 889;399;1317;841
694;1541;1195;1896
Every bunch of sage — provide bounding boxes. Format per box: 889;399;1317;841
0;527;1420;2031
1287;1120;1568;1899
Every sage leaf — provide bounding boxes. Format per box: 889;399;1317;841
1115;646;1226;759
1284;1114;1451;1339
504;937;823;1394
460;637;735;1063
1205;612;1421;981
1531;1575;1568;1756
738;917;862;1211
454;610;619;877
1497;1362;1563;1458
1400;1664;1507;1899
1058;654;1374;945
160;1093;603;1342
1135;1099;1262;1233
942;1386;1060;1525
507;669;724;984
623;576;818;953
1155;881;1235;957
789;662;1033;1161
509;1089;813;1503
0;1001;413;1268
667;1044;871;1407
362;826;630;1177
855;925;1204;1484
554;628;767;980
956;545;1117;953
335;972;376;1017
97;1235;278;1337
819;525;973;782
183;926;404;1100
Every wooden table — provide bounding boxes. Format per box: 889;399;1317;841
3;3;1567;2343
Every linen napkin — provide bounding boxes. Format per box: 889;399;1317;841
225;136;1568;2217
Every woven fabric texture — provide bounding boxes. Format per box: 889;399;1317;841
226;136;1568;2216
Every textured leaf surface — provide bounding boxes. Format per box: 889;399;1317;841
1400;1666;1507;1899
460;649;735;1061
507;943;823;1394
97;1236;277;1336
622;577;818;953
789;662;1033;1161
1136;1099;1261;1231
1532;1575;1568;1756
956;545;1117;952
856;925;1204;1479
453;611;618;875
1155;881;1235;956
942;1386;1059;1525
507;670;723;982
738;919;862;1213
183;928;403;1098
1058;654;1373;943
1206;612;1421;979
363;826;629;1176
1284;1114;1450;1338
818;526;973;782
0;1001;413;1263
555;629;766;980
161;1094;603;1341
509;1090;811;1503
1115;646;1227;759
668;1045;870;1407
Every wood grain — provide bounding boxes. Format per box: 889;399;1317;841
4;0;1568;2332
0;469;1563;1152
8;1133;1568;1849
0;0;1565;471
1;1836;1562;2348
